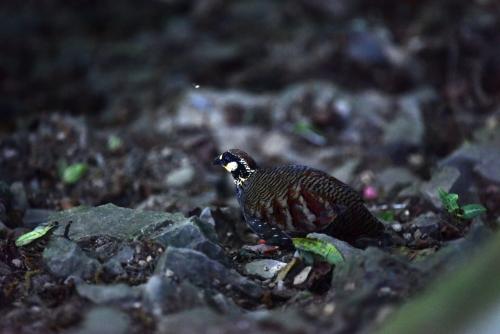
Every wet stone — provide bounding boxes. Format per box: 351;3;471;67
376;167;420;195
70;307;130;334
43;238;101;280
441;142;500;184
165;162;195;188
151;216;227;263
409;212;442;240
155;247;263;300
244;259;287;280
76;283;140;305
49;203;187;242
141;274;206;316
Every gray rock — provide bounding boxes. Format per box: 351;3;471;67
10;181;28;212
0;260;11;276
421;166;461;208
208;293;242;315
43;238;101;280
76;283;140;304
141;274;205;316
330;159;360;184
383;104;422;147
70;307;130;334
383;90;434;148
102;258;125;276
156;308;225;334
199;207;215;226
151;216;227;262
165;162;195;188
244;259;287;280
112;245;135;264
377;167;420;195
47;204;225;261
410;212;442;240
441;142;500;184
155;247;263;299
156;307;314;334
49;203;187;242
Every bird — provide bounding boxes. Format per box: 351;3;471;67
214;149;384;249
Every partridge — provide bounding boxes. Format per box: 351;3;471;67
214;149;384;248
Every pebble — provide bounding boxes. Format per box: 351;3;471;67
323;303;336;316
165;162;195;188
293;266;312;286
245;259;287;280
11;258;22;268
391;223;402;232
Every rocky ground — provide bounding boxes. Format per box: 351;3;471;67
1;1;500;333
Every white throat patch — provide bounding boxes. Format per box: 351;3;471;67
224;161;239;172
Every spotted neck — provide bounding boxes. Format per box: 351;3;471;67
232;162;256;187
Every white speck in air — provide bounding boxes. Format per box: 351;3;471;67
193;83;200;89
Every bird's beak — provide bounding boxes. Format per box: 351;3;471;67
213;155;223;166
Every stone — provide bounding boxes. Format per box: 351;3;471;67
150;216;227;262
441;142;500;184
111;245;135;264
70;307;130;334
244;259;287;280
155;247;263;299
383;94;425;147
76;283;140;305
156;308;225;334
165;162;195;188
43;238;101;280
102;258;125;276
48;204;187;242
293;266;312;286
141;275;205;316
409;212;442;240
377;167;420;195
0;260;11;276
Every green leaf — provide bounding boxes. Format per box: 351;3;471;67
292;237;344;265
378;211;395;222
62;163;88;184
438;188;460;214
292;121;326;145
458;204;487;220
107;135;123;152
15;222;58;247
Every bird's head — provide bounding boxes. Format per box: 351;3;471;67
213;149;258;186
